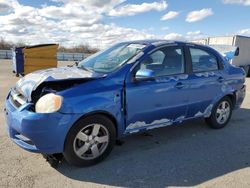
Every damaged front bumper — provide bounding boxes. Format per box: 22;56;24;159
4;95;80;154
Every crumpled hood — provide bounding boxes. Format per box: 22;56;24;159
15;66;104;100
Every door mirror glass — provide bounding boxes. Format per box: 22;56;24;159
135;69;155;81
234;47;239;56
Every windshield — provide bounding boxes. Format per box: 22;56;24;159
78;43;146;73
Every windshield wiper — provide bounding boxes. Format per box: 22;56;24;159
77;65;94;72
67;61;79;67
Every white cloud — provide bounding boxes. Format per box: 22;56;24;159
222;0;250;6
161;11;179;20
186;8;213;23
187;30;202;36
0;0;18;13
238;28;250;35
108;1;167;17
164;31;206;41
164;33;184;40
0;0;158;49
39;4;102;26
0;2;12;13
186;30;205;40
63;0;127;14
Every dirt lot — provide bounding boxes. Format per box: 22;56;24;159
0;59;250;188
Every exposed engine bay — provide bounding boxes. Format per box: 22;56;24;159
10;78;96;111
31;78;95;104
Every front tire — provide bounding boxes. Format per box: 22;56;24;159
205;97;233;129
63;115;116;167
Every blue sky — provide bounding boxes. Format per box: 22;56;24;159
0;0;250;48
109;0;249;35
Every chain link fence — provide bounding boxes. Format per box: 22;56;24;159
0;50;90;61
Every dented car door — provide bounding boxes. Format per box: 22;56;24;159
185;46;225;118
125;45;189;132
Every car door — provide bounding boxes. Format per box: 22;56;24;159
125;45;190;132
185;46;224;118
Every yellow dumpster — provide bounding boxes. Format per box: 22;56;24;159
22;44;58;75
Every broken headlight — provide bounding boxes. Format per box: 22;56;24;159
35;93;63;113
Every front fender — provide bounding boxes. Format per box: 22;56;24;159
60;95;121;114
58;89;125;137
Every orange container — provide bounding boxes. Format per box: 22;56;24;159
22;44;58;75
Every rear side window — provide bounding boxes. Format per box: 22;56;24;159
190;48;218;72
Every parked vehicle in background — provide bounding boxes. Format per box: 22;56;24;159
192;35;250;77
4;40;246;167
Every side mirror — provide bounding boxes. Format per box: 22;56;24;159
135;69;155;81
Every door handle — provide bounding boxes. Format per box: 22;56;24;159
217;77;224;83
175;82;184;89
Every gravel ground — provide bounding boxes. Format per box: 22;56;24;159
0;59;250;188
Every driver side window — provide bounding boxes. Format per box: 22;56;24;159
140;46;185;77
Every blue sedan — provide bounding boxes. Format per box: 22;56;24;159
4;40;246;167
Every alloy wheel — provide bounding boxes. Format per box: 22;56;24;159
73;124;109;160
216;101;231;124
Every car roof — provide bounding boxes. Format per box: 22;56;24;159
122;39;197;47
121;40;223;59
120;39;222;54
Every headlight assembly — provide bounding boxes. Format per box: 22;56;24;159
35;93;63;113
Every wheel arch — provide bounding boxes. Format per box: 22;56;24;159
63;110;118;166
225;92;236;109
68;110;119;138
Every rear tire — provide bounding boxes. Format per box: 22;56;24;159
63;115;116;167
205;97;233;129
